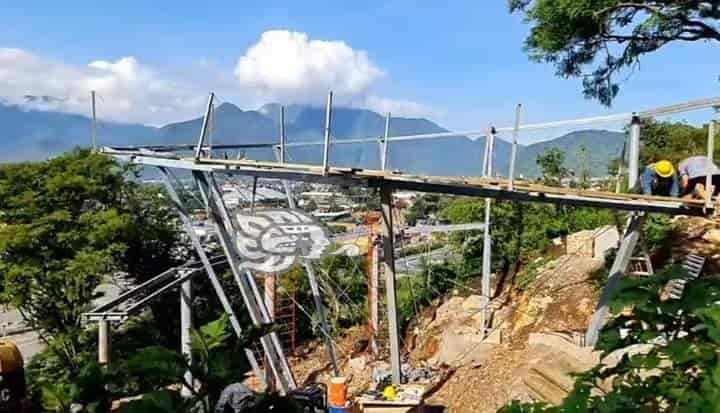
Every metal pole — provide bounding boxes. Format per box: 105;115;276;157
380;185;402;384
98;319;110;365
369;241;380;355
279;106;286;164
585;214;643;347
480;127;496;336
706;119;716;208
180;271;193;397
508;105;522;190
382;112;391;171
91;91;97;151
195;93;215;160
322;91;333;175
628;115;641;189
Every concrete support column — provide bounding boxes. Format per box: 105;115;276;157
628;116;641;189
98;320;111;365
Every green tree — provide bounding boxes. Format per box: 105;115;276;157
509;1;720;105
537;148;568;186
0;149;179;370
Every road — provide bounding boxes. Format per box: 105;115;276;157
395;247;454;276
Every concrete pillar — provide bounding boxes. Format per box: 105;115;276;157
180;275;193;397
98;320;110;365
380;185;402;384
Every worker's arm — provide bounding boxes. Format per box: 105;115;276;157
640;168;654;195
670;175;680;197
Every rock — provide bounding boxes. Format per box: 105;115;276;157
348;355;368;373
462;295;485;312
703;229;720;244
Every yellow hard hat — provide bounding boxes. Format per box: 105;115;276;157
383;385;397;400
655;160;675;178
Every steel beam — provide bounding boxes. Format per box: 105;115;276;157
279;106;286;164
585;213;644;347
158;168;266;387
104;152;707;215
380;185;402;384
194;172;297;392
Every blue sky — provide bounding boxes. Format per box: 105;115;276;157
1;1;718;140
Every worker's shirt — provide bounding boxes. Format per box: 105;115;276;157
678;156;720;180
640;165;679;197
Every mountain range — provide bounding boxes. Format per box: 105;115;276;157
0;101;626;177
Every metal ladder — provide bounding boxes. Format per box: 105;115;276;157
628;243;654;277
665;254;706;300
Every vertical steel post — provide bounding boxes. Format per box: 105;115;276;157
180;270;193;397
322;91;333;175
508;105;522;190
195;93;215;160
98;319;110;365
369;241;380;355
380;185;402;384
90;91;97;151
480;128;496;336
382;112;391;171
628;115;641;189
706;119;716;208
279;106;286;164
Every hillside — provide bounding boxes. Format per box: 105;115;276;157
0;101;624;177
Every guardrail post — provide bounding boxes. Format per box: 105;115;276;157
508;105;522;190
628;115;641;189
322;91;333;175
382;112;391;171
706;113;717;209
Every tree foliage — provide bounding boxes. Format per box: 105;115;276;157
536;148;569;186
0;149;180;369
510;0;720;105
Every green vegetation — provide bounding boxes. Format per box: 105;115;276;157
500;264;720;412
510;1;720;105
536;148;569;186
0;149;180;369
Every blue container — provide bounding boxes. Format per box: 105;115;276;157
328;406;349;413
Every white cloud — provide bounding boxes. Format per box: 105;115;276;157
363;95;439;119
234;30;385;104
0;48;205;124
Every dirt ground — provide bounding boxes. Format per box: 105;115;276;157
265;217;720;412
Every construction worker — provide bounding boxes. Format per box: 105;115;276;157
639;160;679;197
678;155;720;199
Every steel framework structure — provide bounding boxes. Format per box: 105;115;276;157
101;92;719;388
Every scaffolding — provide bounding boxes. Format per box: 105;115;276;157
101;93;719;387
